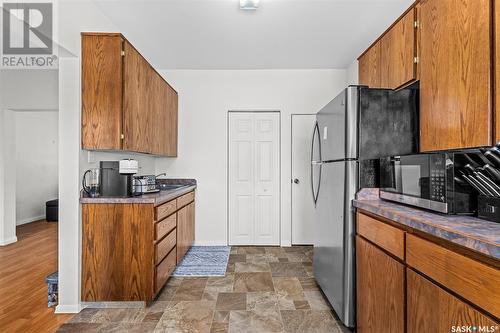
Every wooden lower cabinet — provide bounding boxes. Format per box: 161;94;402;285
356;236;405;333
82;191;195;302
356;211;500;331
407;269;498;333
177;201;195;263
82;204;155;301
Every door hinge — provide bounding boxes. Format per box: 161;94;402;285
120;133;125;140
414;57;419;64
121;50;125;56
414;20;419;28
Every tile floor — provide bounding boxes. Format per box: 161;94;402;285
58;246;351;333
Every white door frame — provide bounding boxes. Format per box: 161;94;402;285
227;110;281;246
290;113;316;245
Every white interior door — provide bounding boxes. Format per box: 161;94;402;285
291;114;316;245
229;112;280;245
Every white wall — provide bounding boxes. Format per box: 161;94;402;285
15;111;59;225
0;70;58;245
346;60;359;86
155;69;347;246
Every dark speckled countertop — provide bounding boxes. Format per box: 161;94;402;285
353;188;500;260
80;179;196;207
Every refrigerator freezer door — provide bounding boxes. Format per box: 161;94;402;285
317;89;347;161
313;160;357;328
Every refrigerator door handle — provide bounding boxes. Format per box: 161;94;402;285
316;164;322;205
310;122;322;205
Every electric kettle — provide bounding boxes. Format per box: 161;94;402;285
82;168;101;198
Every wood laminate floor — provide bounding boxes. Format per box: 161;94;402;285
0;220;73;333
61;246;351;333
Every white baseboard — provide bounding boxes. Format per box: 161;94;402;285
193;241;229;246
16;215;46;226
0;236;18;246
81;301;145;309
55;303;83;314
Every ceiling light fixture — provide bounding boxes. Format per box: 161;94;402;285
240;0;260;10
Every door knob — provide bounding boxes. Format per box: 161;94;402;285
293;178;299;184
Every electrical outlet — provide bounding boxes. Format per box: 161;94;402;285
87;151;95;164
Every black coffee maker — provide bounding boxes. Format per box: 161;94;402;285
100;161;137;197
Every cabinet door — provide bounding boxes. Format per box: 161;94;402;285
358;42;381;87
176;202;195;263
418;0;491;151
167;87;178;156
495;1;500;142
356;236;405;333
186;202;195;248
407;269;498;332
152;77;178;156
380;9;416;89
123;41;154;154
160;79;178;156
176;205;187;263
81;34;123;150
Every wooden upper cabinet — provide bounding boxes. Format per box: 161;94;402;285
82;34;123;150
359;9;415;89
495;1;500;143
358;41;381;87
407;269;498;333
123;40;154;154
81;33;178;156
418;0;491;151
380;8;416;89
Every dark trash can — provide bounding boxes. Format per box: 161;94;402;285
46;199;58;222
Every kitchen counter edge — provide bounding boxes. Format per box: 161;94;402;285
353;197;500;261
80;185;197;207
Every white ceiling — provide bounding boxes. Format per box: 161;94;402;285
95;0;414;70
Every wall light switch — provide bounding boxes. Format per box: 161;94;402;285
323;126;328;140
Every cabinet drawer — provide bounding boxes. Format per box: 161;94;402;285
155;214;176;241
177;191;194;208
155;229;176;265
406;234;500;317
155;247;176;294
156;199;177;221
357;212;405;260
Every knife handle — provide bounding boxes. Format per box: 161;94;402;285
483;150;500;168
484;164;500;182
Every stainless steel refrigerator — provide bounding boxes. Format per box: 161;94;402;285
311;85;418;328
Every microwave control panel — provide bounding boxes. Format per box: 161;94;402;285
430;155;446;202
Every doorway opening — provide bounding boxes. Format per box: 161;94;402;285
0;70;66;330
227;111;281;246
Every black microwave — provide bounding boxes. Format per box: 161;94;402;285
379;152;481;214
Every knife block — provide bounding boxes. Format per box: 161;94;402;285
477;195;500;223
